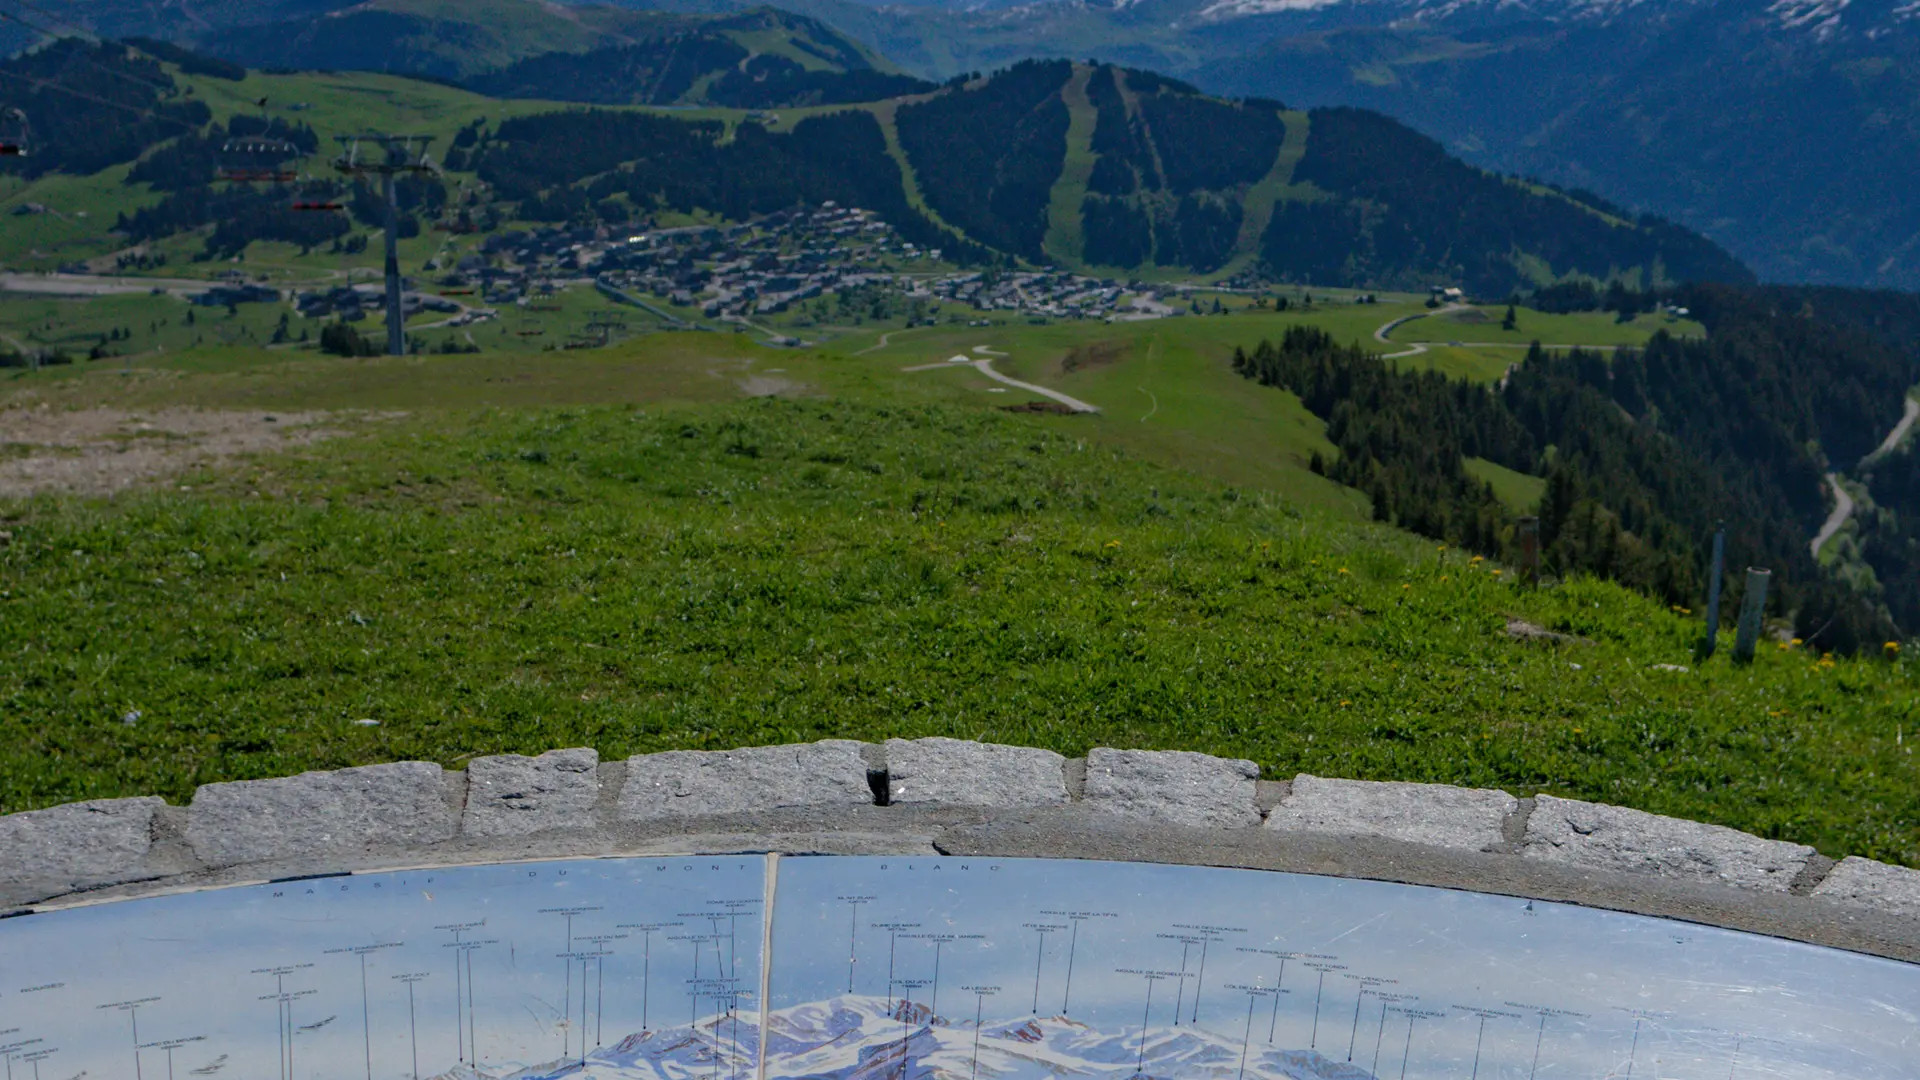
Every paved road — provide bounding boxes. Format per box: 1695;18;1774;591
0;272;212;297
1812;473;1856;557
1373;307;1458;359
1373;305;1629;359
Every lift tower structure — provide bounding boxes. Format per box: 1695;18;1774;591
333;133;437;356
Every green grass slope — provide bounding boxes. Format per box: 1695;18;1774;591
1;395;1913;867
197;0;911;101
1041;65;1097;269
200;0;635;79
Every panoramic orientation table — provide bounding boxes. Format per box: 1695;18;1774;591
1;854;1913;1080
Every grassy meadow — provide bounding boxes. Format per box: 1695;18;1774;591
3;327;1917;866
5;296;1707;517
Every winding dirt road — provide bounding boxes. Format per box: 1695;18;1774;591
903;349;1100;413
1812;473;1855;557
1812;394;1918;556
855;327;931;356
1863;395;1920;465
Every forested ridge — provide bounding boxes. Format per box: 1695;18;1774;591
1766;289;1920;638
471;109;990;264
1261;108;1751;296
1078;65;1277;273
451;59;1746;288
1234;285;1920;651
895;60;1072;263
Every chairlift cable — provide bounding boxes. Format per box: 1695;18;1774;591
0;7;181;100
0;0;282;151
0;0;95;41
0;67;197;135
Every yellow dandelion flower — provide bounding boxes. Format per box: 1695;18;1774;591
1401;583;1411;590
1339;700;1351;706
1469;555;1485;564
1791;638;1803;646
1338;567;1350;575
1887;641;1902;653
1440;575;1450;582
1491;569;1503;576
1105;539;1121;549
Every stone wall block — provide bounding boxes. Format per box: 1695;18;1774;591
885;737;1068;808
619;740;870;819
188;761;455;866
0;797;165;895
1522;794;1813;891
1083;748;1260;828
1265;774;1516;851
1811;856;1920;920
464;748;600;839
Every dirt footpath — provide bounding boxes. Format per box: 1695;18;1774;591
0;407;348;497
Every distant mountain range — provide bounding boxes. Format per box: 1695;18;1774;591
188;0;930;108
0;39;1743;292
1195;0;1920;291
585;0;1920;292
11;0;1915;289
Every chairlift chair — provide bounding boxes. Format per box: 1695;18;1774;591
0;109;30;157
217;138;300;184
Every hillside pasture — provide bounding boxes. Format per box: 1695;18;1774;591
0;395;1913;870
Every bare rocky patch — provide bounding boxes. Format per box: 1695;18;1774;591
0;406;355;497
737;375;804;398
